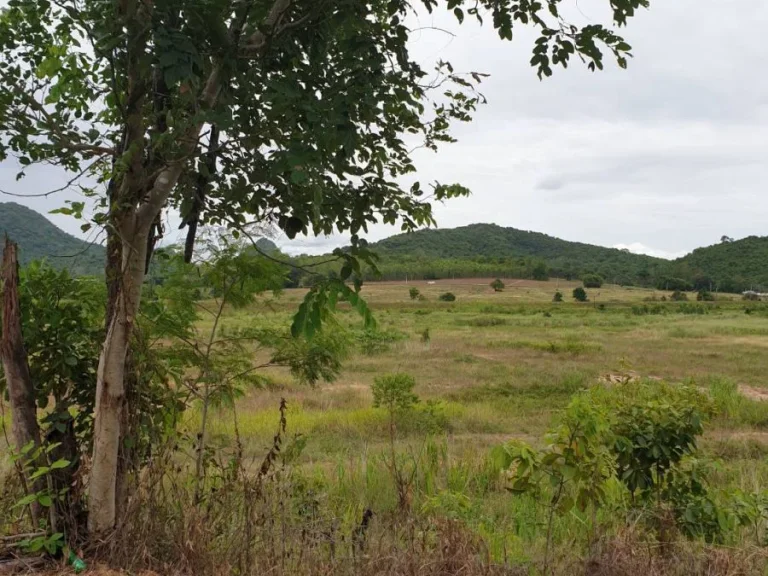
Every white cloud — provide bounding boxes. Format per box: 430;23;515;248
613;243;687;261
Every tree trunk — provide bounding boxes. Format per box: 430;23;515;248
1;238;42;521
88;215;149;534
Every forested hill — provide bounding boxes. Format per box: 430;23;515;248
674;236;768;292
0;202;104;276
367;223;666;284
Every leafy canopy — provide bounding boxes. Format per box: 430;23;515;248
0;0;649;334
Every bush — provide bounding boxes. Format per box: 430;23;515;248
743;292;761;301
439;292;456;302
670;290;688;301
582;274;604;288
357;328;405;355
572;287;588;302
408;287;420;300
697;290;715;301
553;291;563;302
490;278;505;292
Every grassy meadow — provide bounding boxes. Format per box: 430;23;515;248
181;278;768;574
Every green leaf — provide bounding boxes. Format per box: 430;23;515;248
37;494;53;507
50;459;70;470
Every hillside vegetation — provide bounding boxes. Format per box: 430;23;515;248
0;202;104;276
293;223;768;293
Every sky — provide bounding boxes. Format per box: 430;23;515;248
2;0;767;259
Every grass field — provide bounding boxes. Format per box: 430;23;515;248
5;278;767;574
183;279;768;573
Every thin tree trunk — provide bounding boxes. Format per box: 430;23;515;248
1;237;42;521
88;216;149;534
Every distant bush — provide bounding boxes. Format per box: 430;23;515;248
670;290;688;301
743;292;761;301
572;287;588;302
582;274;604;288
439;292;456;302
408;287;420;300
490;278;505;292
697;290;715;301
553;291;563;302
357;328;406;355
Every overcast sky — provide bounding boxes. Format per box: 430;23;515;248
2;0;767;259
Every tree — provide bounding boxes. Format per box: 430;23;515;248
490;278;505;292
0;0;649;533
409;287;421;300
573;287;588;302
553;291;563;302
582;274;604;288
532;261;549;281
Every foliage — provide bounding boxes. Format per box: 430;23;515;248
490;278;505;292
697;290;715;301
409;287;421;300
499;394;615;574
356;328;405;356
656;277;694;292
582;274;604;288
553;291;563;302
439;292;456;302
670;290;688;302
608;383;713;499
372;373;419;415
9;440;70;554
572;287;588;302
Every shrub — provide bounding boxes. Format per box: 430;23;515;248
572;287;588;302
357;328;405;355
697;290;715;301
439;292;456;302
582;274;604;288
670;290;688;301
372;373;418;414
408;287;420;300
553;291;563;302
490;278;505;292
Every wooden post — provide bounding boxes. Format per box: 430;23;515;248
1;237;42;521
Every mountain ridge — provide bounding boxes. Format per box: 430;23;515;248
0;202;105;276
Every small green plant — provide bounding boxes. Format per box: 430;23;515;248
9;441;71;554
499;395;614;575
409;287;420;300
553;291;563;302
372;373;419;510
439;292;456;302
490;278;505;292
572;287;588;302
